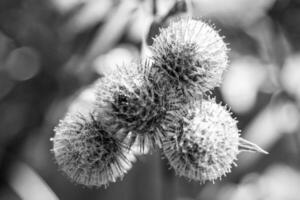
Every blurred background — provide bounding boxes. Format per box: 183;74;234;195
0;0;300;199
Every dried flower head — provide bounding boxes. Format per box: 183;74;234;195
95;61;186;151
151;18;229;96
163;99;267;183
52;113;135;187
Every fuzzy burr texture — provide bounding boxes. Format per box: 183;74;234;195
95;61;186;150
163;99;240;183
52;113;135;187
151;18;229;96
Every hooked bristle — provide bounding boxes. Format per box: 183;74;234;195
238;138;268;154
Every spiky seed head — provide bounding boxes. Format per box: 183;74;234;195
94;61;154;115
151;18;229;97
163;99;267;183
163;99;240;183
93;62;145;110
52;112;135;187
94;61;186;151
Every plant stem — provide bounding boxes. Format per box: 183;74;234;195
152;0;157;16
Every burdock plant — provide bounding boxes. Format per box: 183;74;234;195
151;18;229;97
94;61;187;150
52;17;267;187
162;99;267;183
52;113;135;187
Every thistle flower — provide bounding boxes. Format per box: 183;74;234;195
51;112;135;187
163;99;267;183
94;61;186;151
151;18;229;97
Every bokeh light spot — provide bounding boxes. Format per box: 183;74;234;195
5;47;40;81
0;71;14;100
221;57;266;114
93;44;139;75
281;54;300;100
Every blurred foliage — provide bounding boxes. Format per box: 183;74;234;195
0;0;300;199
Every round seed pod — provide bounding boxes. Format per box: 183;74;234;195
94;61;186;151
151;18;229;97
52;112;135;187
163;99;240;183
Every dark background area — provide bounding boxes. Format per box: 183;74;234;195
0;0;300;199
